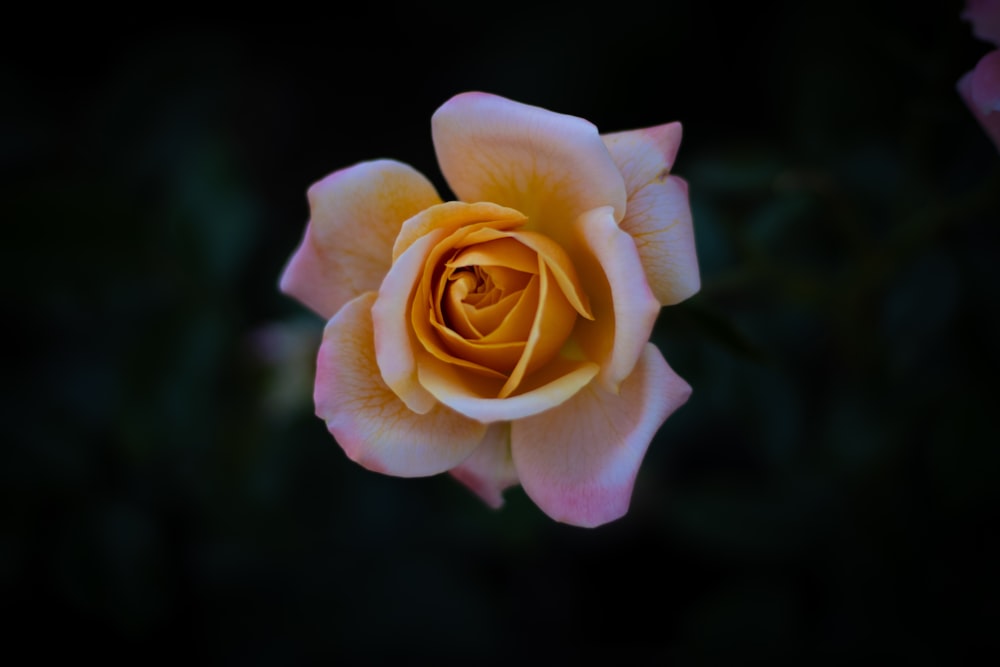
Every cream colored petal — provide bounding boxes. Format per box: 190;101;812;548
511;344;691;527
372;230;445;414
280;160;442;319
602;124;700;305
431;92;627;247
417;350;599;423
316;293;487;477
572;206;660;393
449;422;519;509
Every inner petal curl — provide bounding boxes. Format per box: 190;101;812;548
409;204;593;396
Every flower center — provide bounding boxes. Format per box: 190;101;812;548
408;202;594;398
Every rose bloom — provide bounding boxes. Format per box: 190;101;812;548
280;92;699;527
959;0;1000;151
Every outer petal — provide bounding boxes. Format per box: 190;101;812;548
280;159;442;319
431;92;627;247
602;124;700;306
572;206;661;393
959;58;1000;153
449;422;519;508
317;292;487;477
511;344;691;528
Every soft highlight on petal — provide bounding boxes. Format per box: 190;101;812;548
511;344;691;528
432;92;627;247
393;200;526;262
373;231;445;413
450;423;519;508
417;352;599;423
603;124;700;305
572;207;661;393
316;293;487;477
280;159;441;319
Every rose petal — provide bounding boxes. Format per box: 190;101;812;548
431;92;627;247
602;124;701;306
417;351;599;423
572;206;661;393
449;422;519;508
506;229;593;319
511;343;691;528
280;159;442;319
498;262;578;398
373;230;446;413
959;59;1000;153
317;292;487;477
393;200;526;262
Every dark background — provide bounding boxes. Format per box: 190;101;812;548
4;1;998;662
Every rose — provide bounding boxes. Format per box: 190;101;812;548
959;0;1000;152
280;92;699;527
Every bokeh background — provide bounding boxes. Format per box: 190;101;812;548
4;1;998;662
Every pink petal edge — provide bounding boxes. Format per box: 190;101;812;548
449;422;519;508
280;159;441;320
431;92;627;238
511;344;691;528
316;292;487;477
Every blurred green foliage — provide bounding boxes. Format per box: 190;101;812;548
2;2;998;662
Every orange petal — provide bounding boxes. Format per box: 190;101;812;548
393;201;526;262
506;229;593;319
427;275;539;374
417;349;599;423
498;262;578;398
